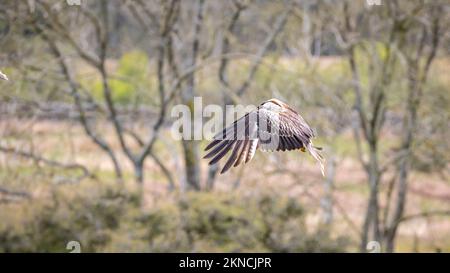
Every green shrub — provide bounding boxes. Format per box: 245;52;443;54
138;192;349;252
0;188;348;252
80;50;156;105
0;187;139;252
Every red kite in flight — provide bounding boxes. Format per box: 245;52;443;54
204;98;325;176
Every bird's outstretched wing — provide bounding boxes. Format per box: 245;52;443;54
204;104;324;175
204;111;259;174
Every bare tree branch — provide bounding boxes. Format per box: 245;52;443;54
38;28;123;181
236;9;290;98
0;145;91;180
0;186;31;199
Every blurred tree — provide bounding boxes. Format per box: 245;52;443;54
328;0;448;252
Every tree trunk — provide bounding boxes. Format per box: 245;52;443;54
182;138;201;191
360;145;381;252
180;0;204;191
206;95;232;190
383;63;419;252
322;156;335;226
134;162;144;184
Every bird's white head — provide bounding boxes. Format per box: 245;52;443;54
260;98;287;112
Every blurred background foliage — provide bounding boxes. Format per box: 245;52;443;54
0;0;449;253
0;183;348;252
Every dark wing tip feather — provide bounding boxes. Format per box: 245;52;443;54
203;140;231;159
204;139;220;151
208;140;236;165
234;140;249;167
220;140;243;174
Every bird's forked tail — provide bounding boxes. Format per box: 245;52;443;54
306;142;325;177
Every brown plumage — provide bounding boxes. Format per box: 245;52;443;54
204;98;325;175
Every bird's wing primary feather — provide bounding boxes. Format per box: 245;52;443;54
234;139;250;167
221;140;243;173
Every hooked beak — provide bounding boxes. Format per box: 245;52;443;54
0;71;8;81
